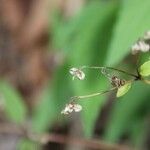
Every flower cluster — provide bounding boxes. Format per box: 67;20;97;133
61;30;150;115
132;31;150;55
61;102;82;115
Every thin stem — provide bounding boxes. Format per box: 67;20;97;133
81;66;139;78
81;66;104;70
70;87;117;101
107;67;139;78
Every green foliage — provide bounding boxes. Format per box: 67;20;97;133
106;0;150;66
52;1;119;136
104;82;150;142
70;1;118;136
32;63;73;133
32;86;57;133
139;60;150;77
16;0;150;148
0;0;150;149
116;82;132;97
17;139;40;150
0;80;27;124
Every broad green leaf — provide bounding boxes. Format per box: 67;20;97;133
0;80;27;124
139;60;150;77
116;82;132;97
106;0;150;66
104;82;150;142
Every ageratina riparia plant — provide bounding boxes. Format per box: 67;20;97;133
61;31;150;115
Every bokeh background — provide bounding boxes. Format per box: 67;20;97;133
0;0;150;149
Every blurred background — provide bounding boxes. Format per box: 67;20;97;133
0;0;150;149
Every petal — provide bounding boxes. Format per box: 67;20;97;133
74;104;82;112
69;68;78;75
76;70;85;80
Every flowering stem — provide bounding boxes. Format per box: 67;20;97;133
81;66;139;79
107;67;139;79
70;87;117;101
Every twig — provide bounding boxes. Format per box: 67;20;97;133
40;133;132;150
0;123;133;150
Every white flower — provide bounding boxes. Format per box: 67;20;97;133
139;41;150;52
61;103;73;115
69;68;85;80
131;43;140;54
73;104;82;112
61;103;82;115
144;31;150;40
131;41;150;54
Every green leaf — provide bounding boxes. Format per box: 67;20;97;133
0;80;27;124
31;87;57;133
106;0;150;66
104;82;150;142
17;139;40;150
130;119;148;148
139;60;150;77
116;82;132;97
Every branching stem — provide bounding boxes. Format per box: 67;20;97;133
81;66;139;79
70;87;117;102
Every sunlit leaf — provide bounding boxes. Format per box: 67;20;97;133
116;82;132;97
139;60;150;77
106;0;150;66
0;80;27;124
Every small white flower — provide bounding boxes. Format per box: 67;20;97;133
144;31;150;40
69;68;85;80
131;43;140;54
131;41;150;54
61;103;74;115
61;103;82;115
73;104;82;112
139;41;150;52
